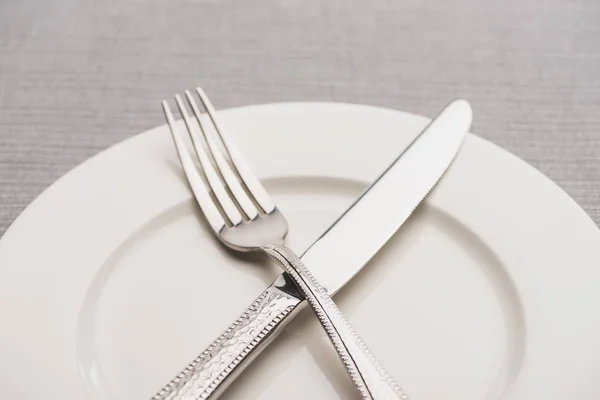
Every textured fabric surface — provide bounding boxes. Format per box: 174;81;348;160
0;0;599;236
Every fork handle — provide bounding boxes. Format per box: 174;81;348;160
262;244;409;400
151;279;301;400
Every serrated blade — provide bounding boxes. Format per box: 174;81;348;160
300;99;472;293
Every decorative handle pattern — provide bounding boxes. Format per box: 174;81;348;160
262;244;409;400
152;285;300;400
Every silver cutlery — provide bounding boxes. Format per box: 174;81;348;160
160;87;408;399
154;90;472;400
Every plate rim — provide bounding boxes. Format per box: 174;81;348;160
2;101;597;241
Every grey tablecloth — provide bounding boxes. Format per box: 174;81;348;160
1;0;599;236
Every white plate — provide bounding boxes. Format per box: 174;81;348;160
1;103;599;400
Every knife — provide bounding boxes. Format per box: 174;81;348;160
152;99;473;400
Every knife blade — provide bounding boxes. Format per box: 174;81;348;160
152;99;472;400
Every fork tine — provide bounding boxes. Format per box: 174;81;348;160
195;87;276;214
162;100;226;232
174;95;244;227
185;90;259;221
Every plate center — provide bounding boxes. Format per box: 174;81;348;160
76;176;524;400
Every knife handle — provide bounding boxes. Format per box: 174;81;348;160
151;279;302;400
263;244;409;400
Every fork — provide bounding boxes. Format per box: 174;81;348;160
160;87;408;400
